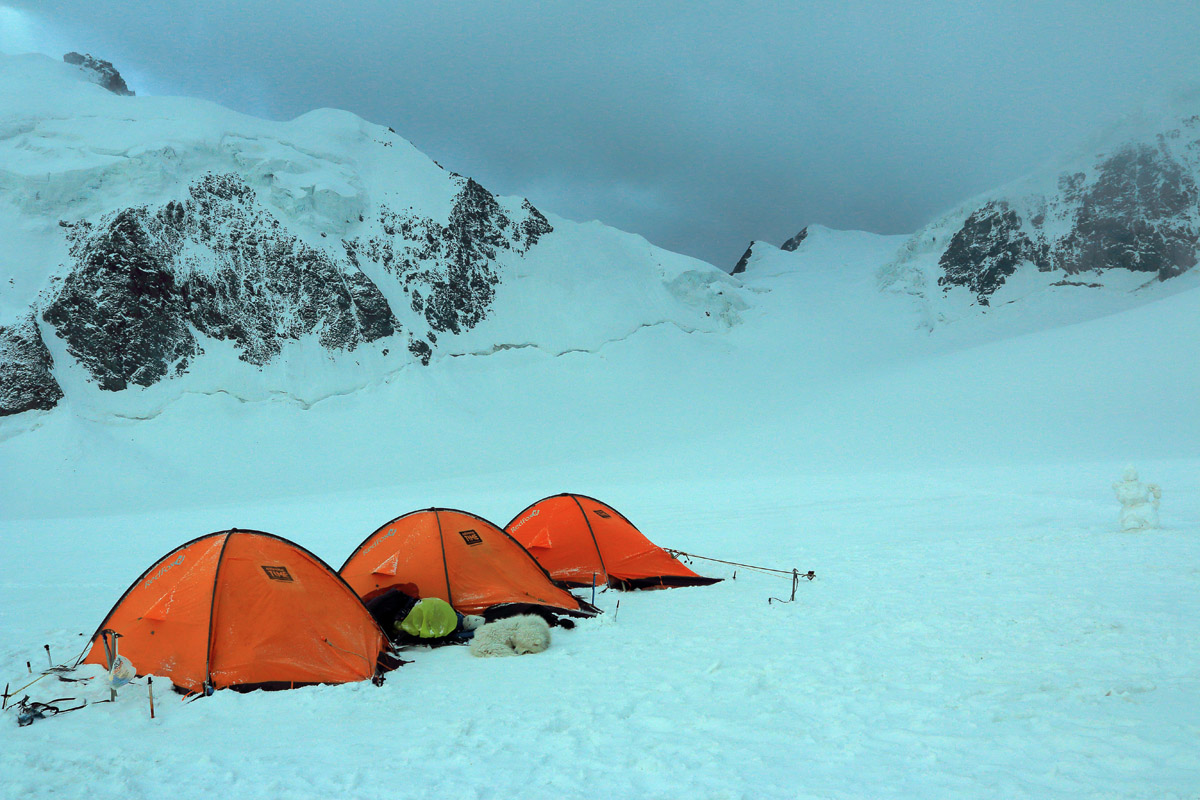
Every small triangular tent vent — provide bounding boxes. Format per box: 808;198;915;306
78;530;391;693
506;494;721;590
339;509;596;617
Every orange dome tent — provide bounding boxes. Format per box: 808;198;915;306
339;509;596;618
506;494;721;590
78;530;393;694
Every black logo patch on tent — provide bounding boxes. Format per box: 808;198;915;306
592;509;612;519
459;529;483;546
262;565;294;582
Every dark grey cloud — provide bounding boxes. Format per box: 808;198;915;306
6;0;1200;268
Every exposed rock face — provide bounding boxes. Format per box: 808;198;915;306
0;315;63;416
934;131;1200;303
1054;144;1197;279
350;176;552;335
63;53;134;96
937;201;1049;305
781;228;809;252
43;173;399;391
32;171;554;396
731;243;754;275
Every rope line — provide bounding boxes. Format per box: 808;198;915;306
665;549;812;580
323;637;374;675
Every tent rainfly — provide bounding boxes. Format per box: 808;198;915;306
506;494;722;590
339;508;596;618
79;530;393;694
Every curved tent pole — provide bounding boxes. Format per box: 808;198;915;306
568;495;609;584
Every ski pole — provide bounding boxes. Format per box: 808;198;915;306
148;677;155;720
8;672;49;698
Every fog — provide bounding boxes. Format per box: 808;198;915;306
5;1;1200;268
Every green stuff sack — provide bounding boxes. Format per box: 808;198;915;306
396;597;459;639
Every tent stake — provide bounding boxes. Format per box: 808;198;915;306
148;677;155;720
26;661;31;674
44;645;53;669
2;682;8;710
768;569;803;605
591;573;597;605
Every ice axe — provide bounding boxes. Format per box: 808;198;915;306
100;629;123;701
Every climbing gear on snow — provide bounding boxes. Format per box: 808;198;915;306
12;695;87;727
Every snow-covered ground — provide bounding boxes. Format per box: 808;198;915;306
3;462;1198;799
3;65;1200;799
4;222;1198;798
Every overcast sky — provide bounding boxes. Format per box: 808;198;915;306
4;1;1200;268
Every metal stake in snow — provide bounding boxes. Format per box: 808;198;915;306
44;645;52;669
769;569;807;605
665;549;814;604
591;572;597;605
148;677;155;720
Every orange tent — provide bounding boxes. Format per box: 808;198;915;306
339;509;596;618
506;494;721;590
79;530;392;694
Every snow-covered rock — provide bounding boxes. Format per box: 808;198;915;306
880;101;1200;328
62;52;134;96
0;53;743;418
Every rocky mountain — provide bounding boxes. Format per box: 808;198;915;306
63;52;134;95
0;54;743;417
880;104;1200;326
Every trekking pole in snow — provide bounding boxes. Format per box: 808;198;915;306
148;677;155;720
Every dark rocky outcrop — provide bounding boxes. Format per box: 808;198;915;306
731;243;754;275
352;176;553;335
28;170;554;397
0;150;556;409
937;140;1200;303
1054;144;1198;279
937;201;1049;304
43;173;399;391
781;228;809;252
63;52;134;96
0;315;63;415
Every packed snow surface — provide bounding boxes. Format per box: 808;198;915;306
2;58;1200;800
